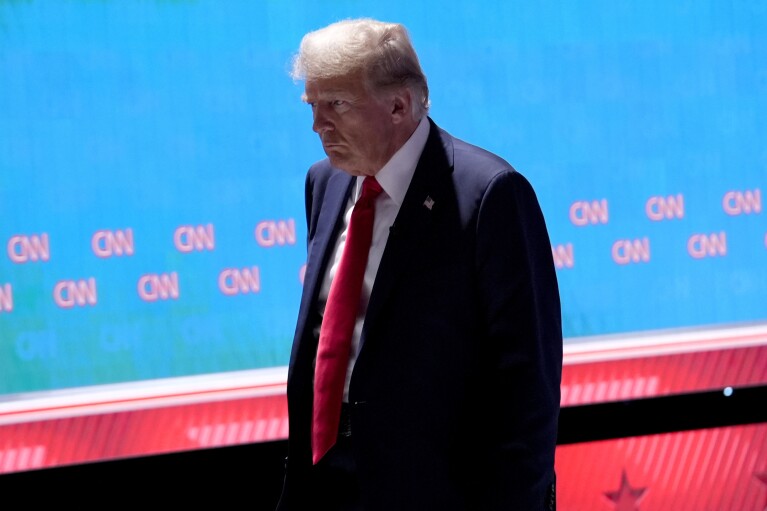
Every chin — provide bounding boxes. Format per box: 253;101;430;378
328;156;361;175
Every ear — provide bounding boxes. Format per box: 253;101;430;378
390;88;413;124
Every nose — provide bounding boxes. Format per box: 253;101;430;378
312;104;333;134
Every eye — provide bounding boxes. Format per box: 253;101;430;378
331;100;346;107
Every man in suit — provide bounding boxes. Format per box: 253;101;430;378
277;18;561;510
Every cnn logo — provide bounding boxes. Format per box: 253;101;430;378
612;238;651;265
570;200;608;226
138;272;180;301
219;267;261;296
54;278;97;308
175;224;215;253
7;233;50;263
551;244;574;269
646;194;684;221
0;283;12;312
92;229;134;258
723;189;761;215
255;219;296;247
688;232;727;259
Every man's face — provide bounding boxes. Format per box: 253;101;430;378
304;74;399;176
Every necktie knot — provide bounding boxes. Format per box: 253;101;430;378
360;176;383;202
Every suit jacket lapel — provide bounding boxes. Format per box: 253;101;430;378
290;171;354;378
360;119;455;348
303;172;354;307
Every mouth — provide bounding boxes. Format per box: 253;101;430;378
322;143;344;153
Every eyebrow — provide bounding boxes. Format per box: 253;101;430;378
303;88;358;103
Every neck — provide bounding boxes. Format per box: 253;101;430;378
370;116;421;175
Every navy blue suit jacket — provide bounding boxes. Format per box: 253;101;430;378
279;119;562;510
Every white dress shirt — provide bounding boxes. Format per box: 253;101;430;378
316;116;431;401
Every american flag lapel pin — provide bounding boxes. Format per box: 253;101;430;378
423;196;435;210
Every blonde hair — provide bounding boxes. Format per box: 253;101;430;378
291;18;430;118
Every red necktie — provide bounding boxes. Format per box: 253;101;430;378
312;176;383;464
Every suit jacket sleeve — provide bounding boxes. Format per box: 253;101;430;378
475;169;562;509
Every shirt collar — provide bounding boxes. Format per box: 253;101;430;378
354;116;430;205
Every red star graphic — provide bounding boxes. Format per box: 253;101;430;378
604;470;647;511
